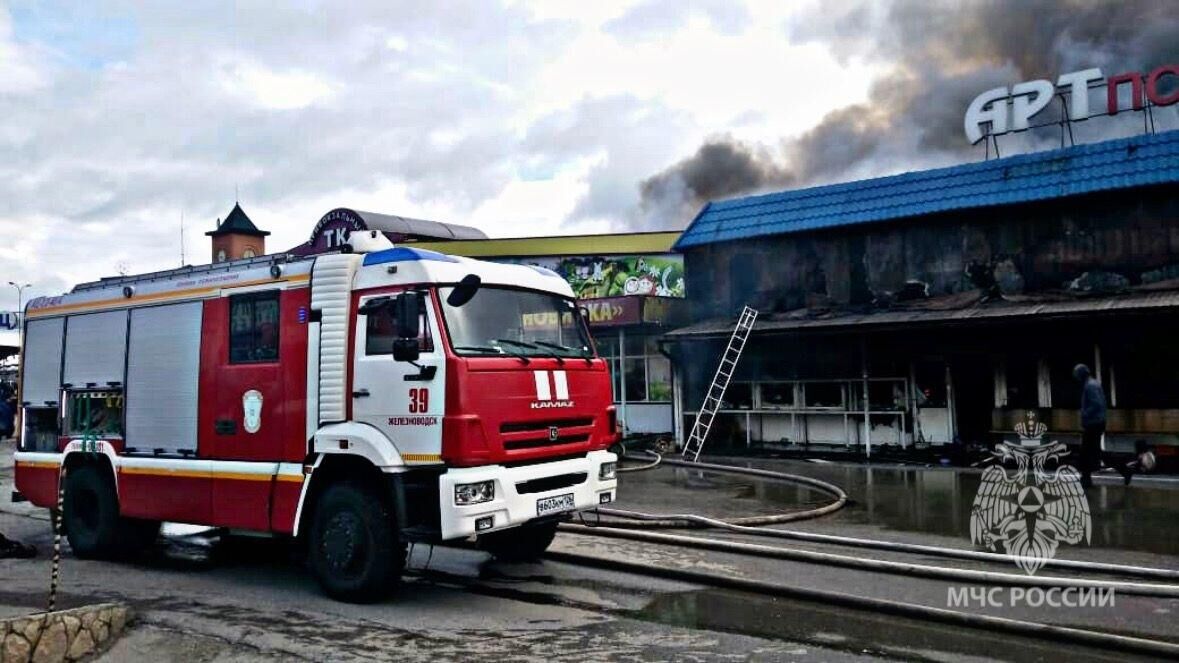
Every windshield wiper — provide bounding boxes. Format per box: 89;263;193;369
453;344;531;364
491;338;546;364
492;338;538;349
527;340;566;365
532;340;592;364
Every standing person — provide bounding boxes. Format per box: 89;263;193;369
0;384;36;559
0;385;14;440
1073;364;1106;488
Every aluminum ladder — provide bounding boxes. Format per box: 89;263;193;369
682;306;758;462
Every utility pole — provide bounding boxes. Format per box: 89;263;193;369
7;281;31;347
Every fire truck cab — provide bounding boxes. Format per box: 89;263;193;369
13;231;618;602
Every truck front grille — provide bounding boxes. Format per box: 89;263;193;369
503;433;590;451
500;417;593;434
498;416;595;455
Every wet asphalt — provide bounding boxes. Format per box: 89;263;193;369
2;441;1177;661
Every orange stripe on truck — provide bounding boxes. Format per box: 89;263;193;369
26;274;309;318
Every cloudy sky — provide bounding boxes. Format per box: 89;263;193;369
1;0;1176;344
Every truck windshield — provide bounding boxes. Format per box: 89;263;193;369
440;286;593;359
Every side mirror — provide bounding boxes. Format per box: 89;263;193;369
446;274;482;307
395;291;421;339
392;338;420;363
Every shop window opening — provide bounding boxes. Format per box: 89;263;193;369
599;333;671;403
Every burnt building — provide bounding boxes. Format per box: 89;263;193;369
665;130;1179;459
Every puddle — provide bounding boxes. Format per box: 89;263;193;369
810;463;1179;555
635;588;1130;662
619;462;1179;555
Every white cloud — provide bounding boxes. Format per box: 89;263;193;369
602;0;750;41
0;0;879;304
220;60;336;111
0;10;47;93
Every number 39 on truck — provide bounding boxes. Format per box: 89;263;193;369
12;231;619;602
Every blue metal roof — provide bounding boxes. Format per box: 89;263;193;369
674;129;1179;250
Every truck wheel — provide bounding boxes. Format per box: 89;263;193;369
62;464;122;559
480;520;559;562
308;481;405;603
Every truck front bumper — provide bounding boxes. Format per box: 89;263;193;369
437;449;617;540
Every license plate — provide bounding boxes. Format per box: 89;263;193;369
536;493;576;517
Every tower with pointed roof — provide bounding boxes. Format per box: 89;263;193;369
206;202;269;263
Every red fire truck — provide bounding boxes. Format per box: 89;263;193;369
13;231;619;602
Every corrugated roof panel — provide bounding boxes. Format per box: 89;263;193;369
675;130;1179;250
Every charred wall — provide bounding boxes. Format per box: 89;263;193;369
684;185;1179;320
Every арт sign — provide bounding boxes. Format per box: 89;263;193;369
965;64;1179;144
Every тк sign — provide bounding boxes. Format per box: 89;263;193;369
965;64;1179;144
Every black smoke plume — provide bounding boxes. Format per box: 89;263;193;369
637;139;794;231
635;0;1179;230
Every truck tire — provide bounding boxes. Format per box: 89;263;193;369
62;464;121;559
479;520;559;562
62;465;160;559
308;481;405;603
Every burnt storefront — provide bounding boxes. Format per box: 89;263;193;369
666;130;1179;458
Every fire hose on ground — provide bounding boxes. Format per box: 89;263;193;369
543;546;1179;659
545;450;1179;657
583;452;1179;584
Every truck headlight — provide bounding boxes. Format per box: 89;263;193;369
599;462;617;480
454;480;495;505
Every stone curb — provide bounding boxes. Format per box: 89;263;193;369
0;603;132;663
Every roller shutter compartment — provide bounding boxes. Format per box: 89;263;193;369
21;317;65;405
63;310;128;387
126;302;203;453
